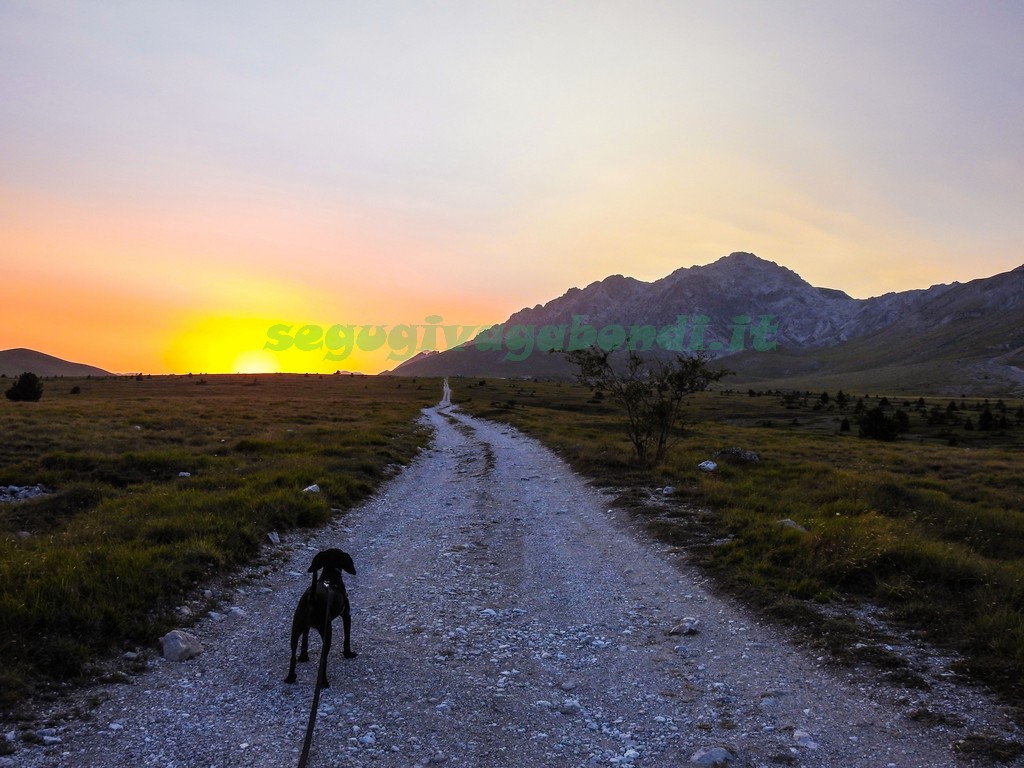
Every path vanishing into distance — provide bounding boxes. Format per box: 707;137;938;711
11;402;1024;768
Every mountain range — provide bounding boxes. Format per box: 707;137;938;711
392;252;1024;396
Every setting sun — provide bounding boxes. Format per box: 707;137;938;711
232;349;280;374
164;316;286;375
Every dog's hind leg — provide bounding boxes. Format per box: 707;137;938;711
297;624;311;663
285;617;302;683
318;622;332;688
341;609;357;659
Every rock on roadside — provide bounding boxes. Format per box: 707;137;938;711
159;630;204;662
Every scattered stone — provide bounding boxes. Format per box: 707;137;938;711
178;471;191;478
777;519;808;533
661;486;675;495
303;484;321;493
690;746;736;765
794;730;819;749
36;728;62;746
557;699;582;715
713;448;760;464
0;484;50;503
698;461;717;472
160;630;204;662
228;606;247;619
208;611;226;622
669;617;701;635
267;531;281;546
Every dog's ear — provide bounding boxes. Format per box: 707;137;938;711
308;548;356;576
308;550;328;574
340;550;356;576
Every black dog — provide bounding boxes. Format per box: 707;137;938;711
284;548;357;687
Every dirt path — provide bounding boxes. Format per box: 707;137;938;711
10;404;1022;767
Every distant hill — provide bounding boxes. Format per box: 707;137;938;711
0;348;113;378
391;253;1024;395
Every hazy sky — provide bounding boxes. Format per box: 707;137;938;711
2;1;1022;373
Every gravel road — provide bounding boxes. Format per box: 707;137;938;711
8;404;1023;767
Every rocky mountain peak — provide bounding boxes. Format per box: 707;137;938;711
391;252;1024;394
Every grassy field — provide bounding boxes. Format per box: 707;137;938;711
455;378;1024;719
0;374;438;717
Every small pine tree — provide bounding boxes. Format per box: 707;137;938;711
858;406;900;441
894;409;910;433
978;407;995;431
5;372;44;402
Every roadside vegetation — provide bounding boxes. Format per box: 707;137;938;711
566;347;728;465
456;378;1024;720
0;374;435;717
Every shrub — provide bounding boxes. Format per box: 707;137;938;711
5;372;43;402
567;347;730;465
858;406;906;441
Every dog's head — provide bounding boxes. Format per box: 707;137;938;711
308;548;356;581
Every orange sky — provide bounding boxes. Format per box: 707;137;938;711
2;3;1022;374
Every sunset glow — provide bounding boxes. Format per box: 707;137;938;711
232;350;280;375
2;2;1022;374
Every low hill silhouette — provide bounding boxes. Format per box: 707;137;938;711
0;348;112;378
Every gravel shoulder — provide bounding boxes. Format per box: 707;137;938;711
7;404;1023;767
